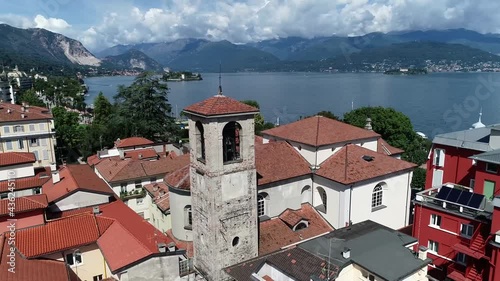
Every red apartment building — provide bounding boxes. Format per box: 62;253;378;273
413;122;500;281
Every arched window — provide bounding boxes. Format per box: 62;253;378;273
317;187;327;213
184;205;192;229
293;221;309;231
257;192;268;217
372;184;384;209
223;122;242;163
301;185;311;204
195;121;205;161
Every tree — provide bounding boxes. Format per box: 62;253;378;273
52;107;84;163
93;92;113;124
241;100;274;135
113;72;178;141
316;110;340;120
411;168;427;190
17;89;46;107
343;106;431;166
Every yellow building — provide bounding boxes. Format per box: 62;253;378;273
0;102;56;167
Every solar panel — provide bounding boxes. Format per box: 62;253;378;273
468;194;485;209
457;192;473;205
447;188;462;202
436;186;452;200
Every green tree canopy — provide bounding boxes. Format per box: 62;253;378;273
52;106;84;163
93;92;113;124
17;89;46;107
113;72;178;141
306;110;340;120
241;100;274;135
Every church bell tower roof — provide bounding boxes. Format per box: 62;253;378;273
184;95;259;117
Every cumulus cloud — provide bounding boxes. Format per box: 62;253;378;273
5;0;500;51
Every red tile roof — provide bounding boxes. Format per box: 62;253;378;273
16;214;103;258
0;152;36;167
143;182;170;212
258;204;333;256
86;154;101;166
42;164;114;202
0;234;81;281
124;148;158;160
95;153;189;183
184;95;258;117
255;141;310;185
165;164;190;190
316;144;416;185
377;138;404;156
0;103;53;123
15;200;176;273
262;116;380;147
0;194;48;216
0;166;51;193
115;137;154;148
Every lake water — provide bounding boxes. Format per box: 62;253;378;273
84;72;500;138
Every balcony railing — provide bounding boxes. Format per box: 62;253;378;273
120;188;146;200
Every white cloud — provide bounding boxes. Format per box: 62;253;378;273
0;14;34;29
6;0;500;52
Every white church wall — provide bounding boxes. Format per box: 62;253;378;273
258;176;312;218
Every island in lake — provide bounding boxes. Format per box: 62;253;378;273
164;71;203;81
384;68;428;75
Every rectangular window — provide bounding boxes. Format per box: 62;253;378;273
137;198;144;205
93;275;103;281
428;240;439;253
6;140;12;150
29;124;35;131
470;179;475;190
433;149;445;167
120;183;127;193
40;138;47;146
457;252;467;265
40;123;45;131
33;188;41;195
18;139;24;149
13;125;24;133
3;126;9;133
486;163;498;173
30;138;38;147
33;150;39;160
461;224;474;238
430;214;441;227
65;251;82;266
43;150;49;160
483;180;495;200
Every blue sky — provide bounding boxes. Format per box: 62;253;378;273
1;0;500;52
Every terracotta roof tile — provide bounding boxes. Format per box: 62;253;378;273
377;138;404;156
16;214;101;258
0;234;80;281
0;152;36;167
86;154;101;166
95;153;190;183
263;275;274;281
279;209;304;227
0;194;48;216
226;247;337;281
0;103;53;123
165;165;190;190
259;204;333;256
115;137;154;148
42;164;114;202
143;182;170;212
316;144;416;185
184;95;258;117
0;166;51;193
256;141;310;185
124;148;158;160
262;116;380;147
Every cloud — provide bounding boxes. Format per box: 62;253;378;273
0;14;34;29
5;0;500;51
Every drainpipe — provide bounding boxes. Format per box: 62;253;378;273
405;170;411;226
349;184;353;226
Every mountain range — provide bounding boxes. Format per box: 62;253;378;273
2;23;500;73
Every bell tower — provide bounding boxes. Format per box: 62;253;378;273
183;91;259;281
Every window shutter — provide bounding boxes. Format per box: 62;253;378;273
438;150;445;166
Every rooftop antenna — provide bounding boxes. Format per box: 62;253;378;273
218;61;223;95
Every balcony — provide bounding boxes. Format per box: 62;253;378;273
447;263;466;281
453;223;490;261
120;188;146;200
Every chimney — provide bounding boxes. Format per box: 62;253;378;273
139;154;143;160
21;113;25;119
157;242;167;253
92;206;100;215
119;149;124;160
21;106;25;112
418;245;428;260
364;118;372;130
341;247;351;259
50;163;60;184
7;108;11;114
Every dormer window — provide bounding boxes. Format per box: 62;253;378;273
223;121;242;163
195;121;205;161
293;220;309;231
486;163;498;173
